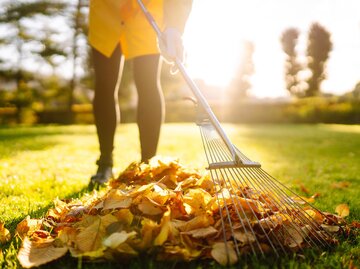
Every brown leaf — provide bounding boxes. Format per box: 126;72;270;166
299;183;310;194
211;242;238;266
0;222;11;243
16;216;42;239
17;237;67;268
351;221;360;229
284;227;303;248
335;204;350;218
182;226;218;239
233;231;256;245
331;181;351;189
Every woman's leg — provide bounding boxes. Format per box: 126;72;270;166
133;54;164;162
91;45;124;182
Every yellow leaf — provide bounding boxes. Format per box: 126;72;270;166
211;242;238;266
103;190;132;210
103;231;137;249
178;214;213;232
154;209;171;246
17;237;68;268
75;214;118;253
0;222;11;244
335;204;350;218
116;242;138;255
113;209;134;225
15;216;42;239
138;199;163;215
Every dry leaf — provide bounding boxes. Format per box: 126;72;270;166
335;204;350;218
103;190;132;210
15;156;347;267
16;216;42;239
178;215;213;232
284;227;303;248
17;237;67;268
75;214;118;253
321;224;340;233
299;183;310;194
233;231;256;245
0;222;11;244
331;181;351;189
103;231;136;249
211;242;238;266
351;221;360;229
182;226;218;239
154;209;171;246
138;199;163;215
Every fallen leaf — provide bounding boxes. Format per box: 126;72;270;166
299;183;310;194
75;214;118;253
233;231;256;245
15;217;42;239
182;226;218;239
17;237;68;268
321;224;340;233
351;221;360;229
0;222;11;243
211;242;238;266
103;231;137;249
138;199;163;215
178;214;213;232
331;181;351;189
335;204;350;218
102;190;132;210
154;209;171;246
284;227;304;248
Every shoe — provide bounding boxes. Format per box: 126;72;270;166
89;166;113;188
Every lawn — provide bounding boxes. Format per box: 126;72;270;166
0;123;359;268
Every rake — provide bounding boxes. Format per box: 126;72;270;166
137;0;337;262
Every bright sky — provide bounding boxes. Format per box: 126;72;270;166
183;0;360;98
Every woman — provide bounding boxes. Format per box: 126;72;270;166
88;0;192;185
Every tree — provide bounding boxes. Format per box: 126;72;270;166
67;0;89;112
0;0;66;122
305;23;332;97
229;40;255;99
281;27;302;97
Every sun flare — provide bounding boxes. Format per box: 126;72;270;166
183;0;250;88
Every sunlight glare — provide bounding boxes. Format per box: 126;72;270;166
183;0;250;88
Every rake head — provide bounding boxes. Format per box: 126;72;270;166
197;121;341;264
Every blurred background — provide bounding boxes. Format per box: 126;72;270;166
0;0;359;125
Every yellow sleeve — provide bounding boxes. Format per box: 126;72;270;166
163;0;193;33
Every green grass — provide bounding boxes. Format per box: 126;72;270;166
0;123;359;268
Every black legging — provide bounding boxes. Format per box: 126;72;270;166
92;45;164;166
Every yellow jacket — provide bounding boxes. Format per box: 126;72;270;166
89;0;192;59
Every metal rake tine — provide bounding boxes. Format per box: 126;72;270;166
199;127;239;262
254;168;334;245
205;126;331;251
242;167;329;249
204;130;284;256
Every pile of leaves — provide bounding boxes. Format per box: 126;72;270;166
15;157;348;268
